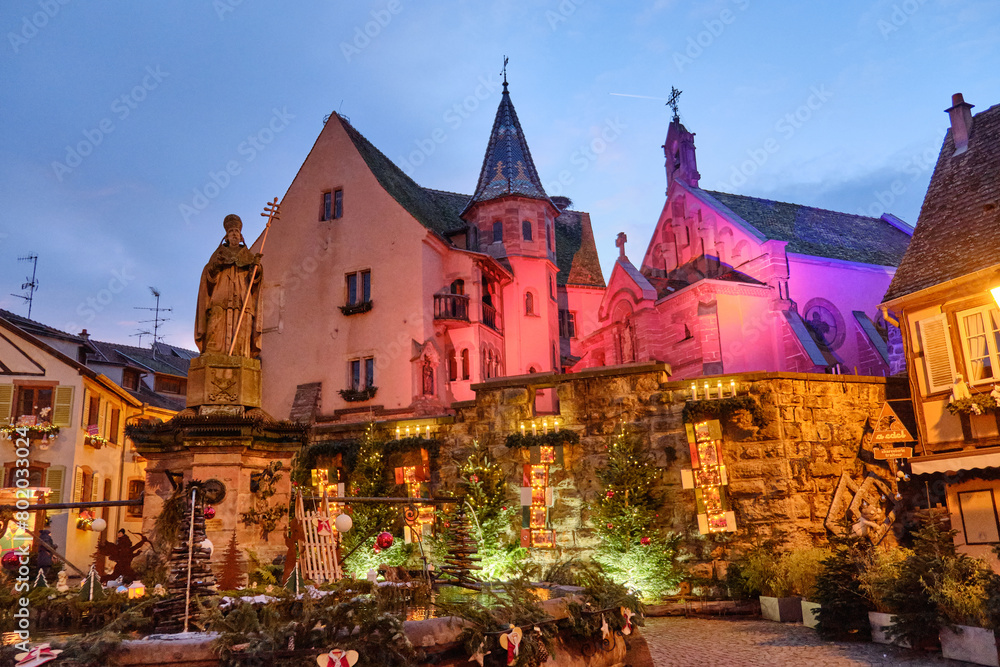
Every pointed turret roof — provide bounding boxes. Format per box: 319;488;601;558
465;82;550;212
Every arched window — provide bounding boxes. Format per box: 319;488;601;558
450;279;465;295
522;220;533;241
448;349;458;381
525;291;534;315
492;221;503;243
461;349;470;380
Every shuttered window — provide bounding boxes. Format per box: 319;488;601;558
917;314;958;394
0;384;13;426
44;466;65;505
52;386;73;427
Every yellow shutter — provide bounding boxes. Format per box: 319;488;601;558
52;386;74;427
44;466;65;505
72;466;83;504
918;314;958;394
91;472;100;503
0;384;13;426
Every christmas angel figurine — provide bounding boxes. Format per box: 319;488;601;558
991;384;1000;407
498;626;522;666
316;649;359;667
951;375;972;402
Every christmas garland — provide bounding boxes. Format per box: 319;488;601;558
946;394;999;416
504;430;579;449
682;395;765;427
292;435;441;486
339;300;373;316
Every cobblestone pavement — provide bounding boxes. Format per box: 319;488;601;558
642;617;973;666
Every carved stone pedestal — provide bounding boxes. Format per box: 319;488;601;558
186;353;262;411
128;413;307;571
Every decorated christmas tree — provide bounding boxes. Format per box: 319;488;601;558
341;424;409;576
437;505;482;588
32;568;48;589
591;425;682;600
217;531;244;591
450;439;523;580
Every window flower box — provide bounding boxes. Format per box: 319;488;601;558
339;386;377;402
1;424;60;441
85;434;110;449
339;301;373;316
947;394;998;416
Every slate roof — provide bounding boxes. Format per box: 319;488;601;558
334;112;603;287
466;83;550;209
554;210;605;288
696;189;912;266
86;339;195;377
336;115;467;237
884;103;1000;302
646;255;765;299
0;309;83;343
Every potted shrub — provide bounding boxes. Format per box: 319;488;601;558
858;544;911;646
813;536;874;640
878;509;962;651
740;548;801;622
786;547;830;629
932;556;997;666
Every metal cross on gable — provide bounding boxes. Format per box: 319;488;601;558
667;86;682;122
616;231;627;259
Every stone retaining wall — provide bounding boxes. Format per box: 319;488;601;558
309;363;908;569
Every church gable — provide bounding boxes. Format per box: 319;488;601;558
597;257;657;323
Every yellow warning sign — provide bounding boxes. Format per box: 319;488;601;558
871;402;914;444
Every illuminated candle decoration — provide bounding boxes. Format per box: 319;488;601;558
521;423;526;436
704;382;710;399
520;442;562;549
717;381;722;399
405;426;411;437
692;383;697;400
543;420;549;435
554;419;560;433
681;420;736;534
396;427;401;438
730;380;736;397
531;422;537;436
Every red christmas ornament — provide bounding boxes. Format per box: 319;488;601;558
640;536;651;546
376;531;394;549
373;545;381;554
470;474;479;483
501;507;507;511
606;523;613;529
1;550;19;570
606;490;615;498
204;506;216;520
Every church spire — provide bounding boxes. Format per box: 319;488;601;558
465;74;549;211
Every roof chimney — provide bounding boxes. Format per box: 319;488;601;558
78;329;89;339
946;93;974;156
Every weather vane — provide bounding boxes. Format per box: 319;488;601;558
502;55;509;87
667;86;682;123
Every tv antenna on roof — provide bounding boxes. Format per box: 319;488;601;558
130;329;153;347
133;287;172;347
10;254;39;319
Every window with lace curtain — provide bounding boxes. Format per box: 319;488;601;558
959;306;1000;385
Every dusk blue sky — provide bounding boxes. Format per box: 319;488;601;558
2;1;997;349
